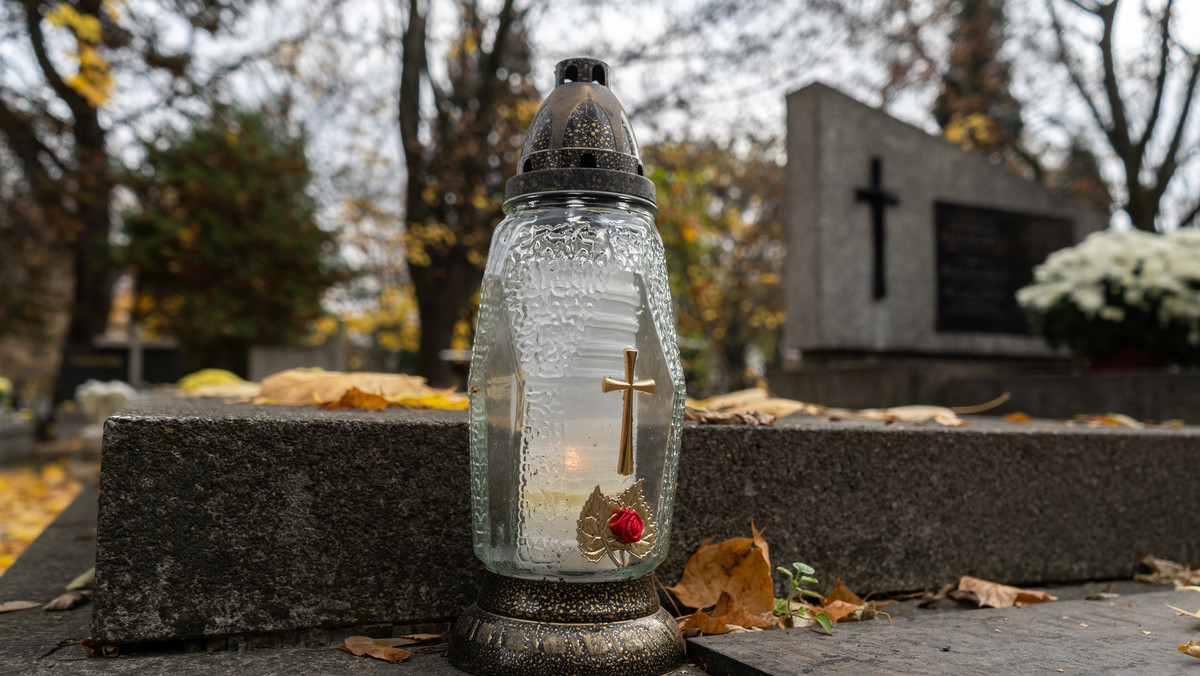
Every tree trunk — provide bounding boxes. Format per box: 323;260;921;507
65;108;113;343
1124;189;1159;232
410;249;482;387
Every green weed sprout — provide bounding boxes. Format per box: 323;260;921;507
773;562;833;634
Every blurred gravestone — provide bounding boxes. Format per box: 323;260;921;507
53;340;184;404
775;83;1105;408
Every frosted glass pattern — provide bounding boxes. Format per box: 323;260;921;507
468;194;685;581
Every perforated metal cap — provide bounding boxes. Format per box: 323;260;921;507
505;57;655;205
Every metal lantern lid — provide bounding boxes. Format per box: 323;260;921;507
505;57;656;205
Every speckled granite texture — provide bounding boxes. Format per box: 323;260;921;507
93;401;1200;644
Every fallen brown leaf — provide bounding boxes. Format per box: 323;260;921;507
687;386;973;425
677;592;779;635
750;522;771;570
957;576;1057;608
684;406;776;426
251;370;467;410
821;578;865;607
66;567;95;590
688;388;775;411
395;633;444;643
813;579;886;624
918;583;956;608
1181;640;1200;659
1074;413;1144;429
1135;555;1200;587
842;405;967;426
43;590;92;611
0;600;40;613
1004;412;1032;423
336;636;414;663
668;525;774;614
820;600;862;624
80;638;119;657
320;387;390;411
948;588;982;605
1165;602;1200;618
949;392;1011;414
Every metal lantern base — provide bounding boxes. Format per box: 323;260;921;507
448;570;685;676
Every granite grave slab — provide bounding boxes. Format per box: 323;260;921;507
91;401;1200;645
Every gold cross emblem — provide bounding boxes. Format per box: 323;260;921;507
601;348;656;476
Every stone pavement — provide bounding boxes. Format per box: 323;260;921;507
688;586;1200;675
4;488;1199;674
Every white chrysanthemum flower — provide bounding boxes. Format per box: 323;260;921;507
1071;285;1105;315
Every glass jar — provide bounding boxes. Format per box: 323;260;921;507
467;192;685;582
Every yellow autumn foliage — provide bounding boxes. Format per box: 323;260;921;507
943;112;994;151
46;4;101;42
0;461;85;576
251;369;467;409
46;2;114;107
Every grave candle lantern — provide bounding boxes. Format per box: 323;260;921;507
447;57;686;675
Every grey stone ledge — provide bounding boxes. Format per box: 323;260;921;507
92;399;1200;645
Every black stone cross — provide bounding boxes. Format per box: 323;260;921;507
855;157;900;299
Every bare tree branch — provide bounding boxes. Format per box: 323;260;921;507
1096;2;1133;160
1150;50;1200;205
1136;0;1173;156
476;0;517;115
0;96;58;192
1048;1;1110;134
1064;0;1102;13
1179;197;1200;229
399;0;426;180
21;0;89;114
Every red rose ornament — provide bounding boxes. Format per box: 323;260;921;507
608;508;645;544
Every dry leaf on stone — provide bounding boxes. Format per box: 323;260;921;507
0;600;40;613
182;381;263;398
1135;555;1200;587
337;636;414;662
843;405;967;426
80;638;119;657
815;579;886;624
688;388;816;420
668;526;774;614
395;633;444;643
320;387;389;411
1074;413;1144;429
688;388;773;411
950;392;1011;414
1004;412;1033;423
1180;640;1200;659
251;369;467;410
1166;587;1200;618
66;567;94;590
677;592;779;635
821;578;865;607
1165;603;1200;618
684;406;777;426
820;600;864;624
957;576;1057;608
43;590;92;611
687;386;973;425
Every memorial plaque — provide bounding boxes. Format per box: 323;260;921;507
54;344;186;402
935;201;1074;334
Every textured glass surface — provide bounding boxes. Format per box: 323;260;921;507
468;194;685;581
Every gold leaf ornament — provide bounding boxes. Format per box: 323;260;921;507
576;480;658;567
